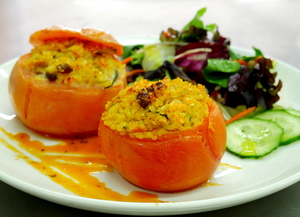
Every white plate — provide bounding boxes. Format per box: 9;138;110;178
1;38;300;216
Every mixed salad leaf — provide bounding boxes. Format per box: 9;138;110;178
122;7;282;114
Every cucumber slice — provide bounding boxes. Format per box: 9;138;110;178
226;118;283;158
285;108;300;117
254;110;300;146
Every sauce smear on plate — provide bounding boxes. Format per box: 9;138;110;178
0;127;161;202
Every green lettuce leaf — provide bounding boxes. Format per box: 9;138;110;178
202;59;240;88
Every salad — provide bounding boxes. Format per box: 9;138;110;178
122;7;282;117
120;8;300;158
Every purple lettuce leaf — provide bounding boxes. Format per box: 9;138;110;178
174;41;230;74
219;58;282;109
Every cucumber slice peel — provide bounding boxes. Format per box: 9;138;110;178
285;108;300;117
226;118;283;158
253;110;300;146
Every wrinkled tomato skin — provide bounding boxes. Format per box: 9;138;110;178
9;54;126;137
98;101;226;192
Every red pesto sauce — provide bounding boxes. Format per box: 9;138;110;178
0;127;241;202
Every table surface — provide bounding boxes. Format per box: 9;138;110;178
1;0;300;216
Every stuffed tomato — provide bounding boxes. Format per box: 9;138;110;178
98;78;226;192
9;26;126;137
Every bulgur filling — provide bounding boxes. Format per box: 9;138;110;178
23;38;125;87
102;78;212;140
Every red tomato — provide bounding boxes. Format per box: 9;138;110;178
9;26;126;137
98;100;226;192
29;26;123;56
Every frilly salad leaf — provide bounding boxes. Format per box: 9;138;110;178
202;59;241;88
214;57;282;109
182;8;207;32
122;44;144;70
160;8;229;44
174;41;230;73
143;61;192;82
180;8;217;42
123;43;184;72
141;43;177;71
122;7;282;111
228;46;264;62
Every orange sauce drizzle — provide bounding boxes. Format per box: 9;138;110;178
219;163;242;170
0;127;241;202
201;182;223;187
0;127;161;202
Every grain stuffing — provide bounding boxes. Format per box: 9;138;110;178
23;38;125;87
102;77;211;140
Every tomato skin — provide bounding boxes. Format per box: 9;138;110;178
98;101;226;192
29;26;123;56
9;54;126;137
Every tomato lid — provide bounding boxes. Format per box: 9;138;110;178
29;26;123;56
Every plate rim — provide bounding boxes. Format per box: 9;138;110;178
1;37;300;215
